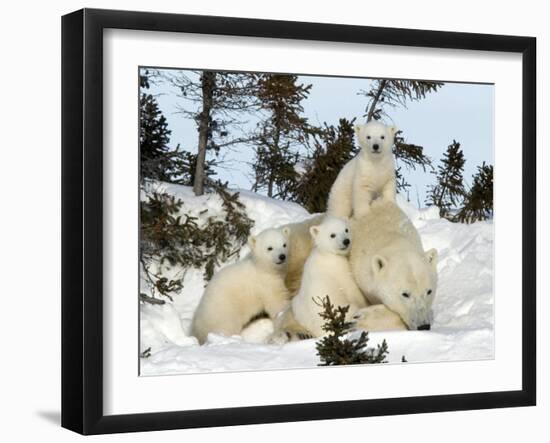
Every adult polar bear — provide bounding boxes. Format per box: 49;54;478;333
327;121;398;219
279;200;437;333
350;200;438;330
277;120;437;333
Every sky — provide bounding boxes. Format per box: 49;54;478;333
145;68;494;207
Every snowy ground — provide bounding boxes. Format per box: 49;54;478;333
140;183;494;375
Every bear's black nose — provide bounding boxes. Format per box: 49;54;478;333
343;238;350;246
373;144;380;151
417;324;431;331
279;254;286;261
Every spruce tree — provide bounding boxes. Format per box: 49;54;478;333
394;166;411;197
166;150;217;187
167;70;259;195
139;72;175;182
456;162;493;223
140;70;205;185
140;182;254;299
139;70;256;300
251;74;316;199
315;296;389;366
293;118;357;213
426;140;466;219
363;80;443;122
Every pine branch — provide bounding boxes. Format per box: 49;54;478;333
140;347;152;358
293;118;357;212
140;184;254;298
366;79;387;122
315;296;390;366
426;140;466;219
455;162;493;223
139;293;166;305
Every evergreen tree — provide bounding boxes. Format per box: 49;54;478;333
140;72;176;182
395;166;411;200
315;296;389;366
139;70;256;300
140;69;217;186
393;134;433;180
293;118;357;213
140;71;150;89
456;162;493;223
167;150;217;187
426;140;466;219
363;80;443;122
251;74;316;199
359;80;443;192
167;71;259;196
140;181;254;300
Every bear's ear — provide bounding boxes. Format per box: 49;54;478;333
354;125;363;136
309;225;320;238
248;236;257;250
425;248;438;269
387;125;398;137
282;227;290;238
372;255;387;274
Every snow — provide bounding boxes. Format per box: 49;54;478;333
140;184;494;375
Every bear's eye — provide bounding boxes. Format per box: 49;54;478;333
283;243;287;248
401;292;410;299
381;135;385;140
330;233;336;238
267;247;273;251
367;135;371;140
427;289;432;295
345;228;349;233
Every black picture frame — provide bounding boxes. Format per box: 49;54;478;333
61;8;536;435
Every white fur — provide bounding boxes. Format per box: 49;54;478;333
283;214;324;294
291;217;367;337
327;121;398;218
352;304;408;331
191;227;291;344
350;200;438;330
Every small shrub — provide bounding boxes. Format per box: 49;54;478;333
140;181;254;300
315;296;389;366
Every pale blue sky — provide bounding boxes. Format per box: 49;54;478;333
144;69;494;207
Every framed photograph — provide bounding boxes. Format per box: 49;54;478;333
62;8;536;435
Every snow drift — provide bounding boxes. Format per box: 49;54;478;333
140;183;494;375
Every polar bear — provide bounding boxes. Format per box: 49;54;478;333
289;217;368;338
283;214;324;294
327;121;398;219
351;304;407;332
191;227;291;344
350;200;438;330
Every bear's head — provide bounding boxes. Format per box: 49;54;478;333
248;227;290;271
355;121;397;159
367;249;438;330
309;216;351;256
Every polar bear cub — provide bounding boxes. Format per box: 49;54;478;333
191;227;291;344
327;121;398;219
291;216;367;337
